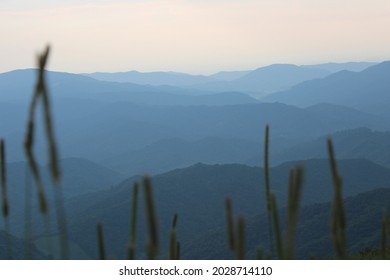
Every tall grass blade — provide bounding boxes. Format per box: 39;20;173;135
24;47;52;214
54;184;69;259
0;139;9;218
168;213;178;260
285;166;304;260
24;166;33;259
327;138;346;259
24;119;47;214
176;241;181;260
0;139;11;258
235;216;245;260
143;176;158;259
224;197;235;251
37;46;61;183
256;246;264;260
127;182;139;260
382;210;389;259
263;125;275;258
270;193;283;259
264;125;271;212
97;223;105;260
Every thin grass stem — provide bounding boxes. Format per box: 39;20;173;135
235;216;245;260
127;182;139;260
97;223;105;260
270;193;283;259
224;197;235;251
143;176;158;259
327;138;346;259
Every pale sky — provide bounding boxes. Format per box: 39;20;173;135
1;0;390;74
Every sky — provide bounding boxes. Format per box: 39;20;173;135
1;0;390;74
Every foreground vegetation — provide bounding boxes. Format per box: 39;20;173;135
0;46;389;260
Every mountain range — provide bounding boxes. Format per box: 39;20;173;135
262;61;390;117
1;59;389;260
60;159;390;259
262;127;390;168
83;62;376;98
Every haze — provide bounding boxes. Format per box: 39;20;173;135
1;0;390;74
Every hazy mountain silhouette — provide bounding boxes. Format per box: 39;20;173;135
262;61;390;116
302;62;376;73
0;69;257;106
184;188;390;259
0;157;124;239
2;98;387;166
190;64;331;97
261;127;390;168
83;70;216;87
64;159;390;259
209;70;251;81
102;136;261;175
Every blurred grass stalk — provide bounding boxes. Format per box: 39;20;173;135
168;213;179;260
1;139;9;219
382;210;389;259
264;125;304;260
263;125;275;258
327;138;346;259
224;197;246;260
143;176;159;259
284;166;304;259
1;139;12;258
97;223;105;260
127;182;139;260
23;45;67;259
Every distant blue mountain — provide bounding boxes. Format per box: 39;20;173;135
83;70;216;87
80;62;376;98
190;64;331;97
262;61;390;116
0;69;257;106
268;127;390;168
209;70;251;81
302;61;376;73
65;159;390;259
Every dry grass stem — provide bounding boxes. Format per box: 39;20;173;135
143;176;158;259
97;223;105;260
327;138;346;259
0;139;9;218
127;182;139;260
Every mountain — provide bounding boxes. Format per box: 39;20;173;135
0;69;258;106
62;102;389;164
2;98;387;165
82;70;216;87
190;64;331;97
184;188;390;259
264;127;390;168
302;62;377;73
63;159;390;259
101;104;388;175
1;158;125;238
262;61;390;117
209;70;252;81
5;158;124;199
102;136;261;175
